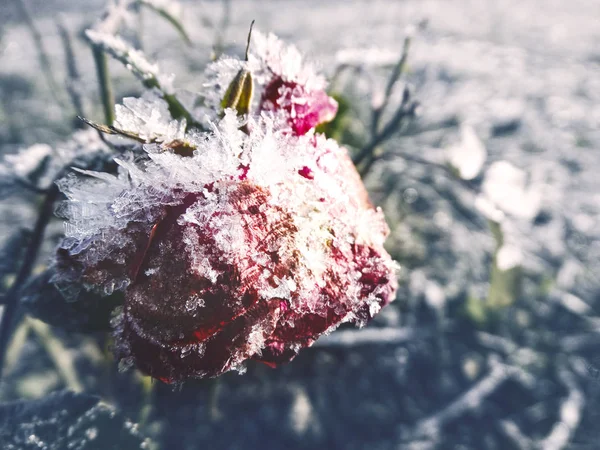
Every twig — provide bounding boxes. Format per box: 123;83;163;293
537;364;584;450
27;317;84;393
500;420;534;450
411;361;518;438
57;20;86;121
14;177;50;195
356;87;418;176
560;333;600;353
371;35;411;137
313;327;421;348
0;184;60;378
381;151;480;195
95;0;132;34
476;332;519;355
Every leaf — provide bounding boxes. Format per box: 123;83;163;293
78;116;146;142
84;30;198;128
138;0;192;46
0;390;148;449
79;116;197;156
21;269;123;332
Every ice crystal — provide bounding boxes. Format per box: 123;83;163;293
114;91;187;143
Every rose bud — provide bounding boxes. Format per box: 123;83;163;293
53;108;397;383
203;29;338;136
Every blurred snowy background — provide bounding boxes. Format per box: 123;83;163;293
1;0;600;449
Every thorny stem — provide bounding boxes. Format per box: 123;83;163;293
10;0;66;109
0;184;60;379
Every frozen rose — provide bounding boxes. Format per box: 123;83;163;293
52;28;396;383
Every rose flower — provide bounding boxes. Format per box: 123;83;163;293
52;31;397;383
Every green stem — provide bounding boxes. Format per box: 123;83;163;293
92;46;116;125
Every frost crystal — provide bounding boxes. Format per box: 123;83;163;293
114;91;187;143
85;30;176;95
53;30;396;383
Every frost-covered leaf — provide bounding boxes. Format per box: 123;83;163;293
85;30;173;93
0;390;147;450
21;269;123;332
85;30;196;126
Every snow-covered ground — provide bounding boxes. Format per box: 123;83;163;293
1;1;600;449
